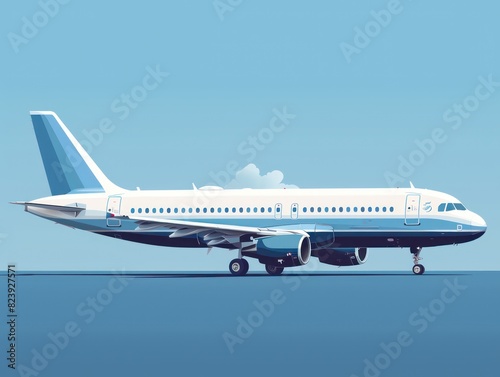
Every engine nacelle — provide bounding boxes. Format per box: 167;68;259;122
313;247;368;266
309;224;335;249
266;224;334;250
255;234;311;267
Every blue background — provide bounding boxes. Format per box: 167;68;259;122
1;0;498;272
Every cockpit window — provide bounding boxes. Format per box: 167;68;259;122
438;202;467;212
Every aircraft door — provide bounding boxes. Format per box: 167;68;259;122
274;203;282;220
106;195;122;227
405;194;420;226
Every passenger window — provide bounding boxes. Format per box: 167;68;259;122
332;207;336;212
131;208;135;214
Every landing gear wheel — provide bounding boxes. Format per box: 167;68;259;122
229;259;249;276
265;265;284;276
412;264;425;275
410;247;425;275
240;259;249;275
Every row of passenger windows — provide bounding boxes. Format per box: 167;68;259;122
131;207;275;214
302;206;394;213
438;203;466;212
130;206;395;215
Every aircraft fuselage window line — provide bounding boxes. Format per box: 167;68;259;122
130;206;287;215
127;204;400;217
15;111;487;276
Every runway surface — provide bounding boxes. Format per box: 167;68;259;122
1;271;498;377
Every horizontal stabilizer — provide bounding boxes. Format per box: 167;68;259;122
10;201;86;216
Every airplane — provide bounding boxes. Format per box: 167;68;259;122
12;111;487;275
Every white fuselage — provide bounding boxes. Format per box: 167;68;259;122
28;186;487;249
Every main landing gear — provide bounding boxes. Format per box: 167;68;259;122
229;258;249;276
411;246;425;275
228;259;286;276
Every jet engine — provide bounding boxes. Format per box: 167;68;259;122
255;234;311;267
313;247;368;266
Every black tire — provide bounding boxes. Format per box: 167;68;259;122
229;259;248;276
240;259;249;275
265;264;284;276
412;264;425;275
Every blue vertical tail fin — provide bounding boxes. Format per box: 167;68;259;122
30;111;122;196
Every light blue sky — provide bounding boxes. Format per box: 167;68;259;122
1;0;498;271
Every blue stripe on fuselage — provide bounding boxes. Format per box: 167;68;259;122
43;214;483;249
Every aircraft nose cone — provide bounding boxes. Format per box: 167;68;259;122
470;213;487;233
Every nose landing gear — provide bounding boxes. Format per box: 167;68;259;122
411;247;425;275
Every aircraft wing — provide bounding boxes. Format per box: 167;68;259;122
130;216;307;250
